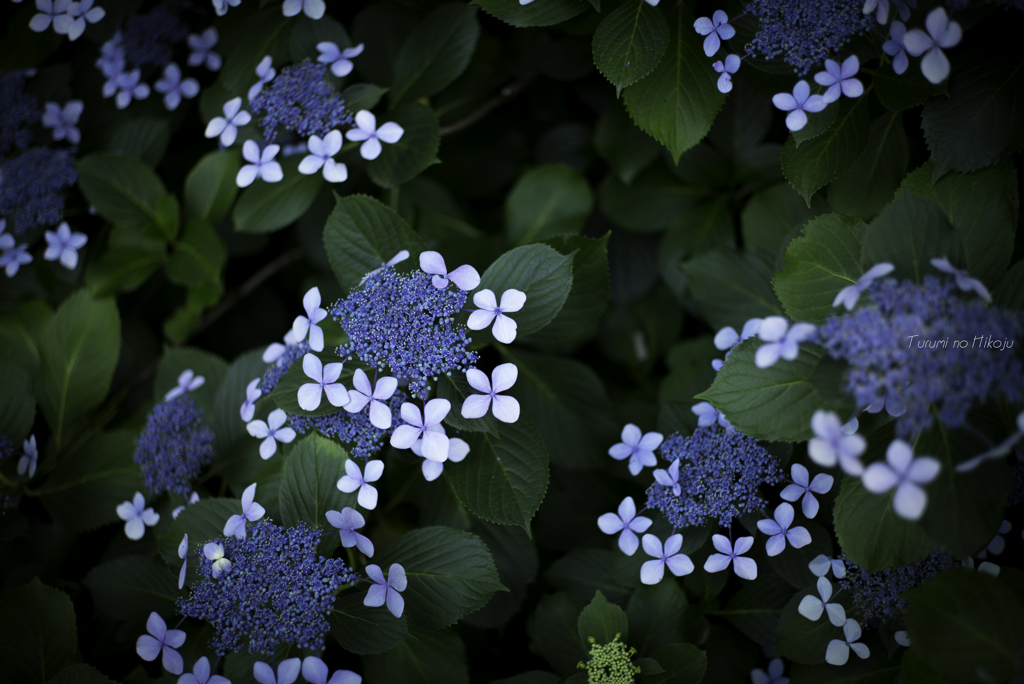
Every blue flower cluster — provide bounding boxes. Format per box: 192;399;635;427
744;0;875;75
178;520;356;655
331;267;478;398
260;341;311;395
838;550;959;624
646;426;782;528
0;71;39;160
289;388;407;460
0;148;77;235
123;6;188;68
818;276;1024;439
249;60;353;142
133;395;215;496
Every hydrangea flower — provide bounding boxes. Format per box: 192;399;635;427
839;550;956;623
750;658;788;684
254;658;301;684
344;369;398;430
250;60;352;141
41;100;83;144
391;399;452;461
755;316;816;368
0;72;39;157
55;0;104;41
212;0;241;16
809;554;846;579
166;369;205;401
780;463;833;518
978;520;1012;559
247;408;297;459
808;410;866;475
17;434;38;478
188;27;221;71
814;55;863;104
419;251;481;291
292;286;328;352
298;130;347;183
930;257;991;302
346;110;404;161
248;56;276;102
862;440;940;521
134;395;215;496
703;534;757;580
204;541;232;579
29;0;72;34
205;97;251;147
461;364;520;423
154;63;199;111
757;503;812;556
712;317;762;370
833;263;895;311
0;243;33;277
691;402;731;430
883;21;909;75
112;69;150;109
862;0;889;24
826;619;869;666
904;8;962;84
237;141;283;187
224;482;266;539
290;390;407;460
338;459;384;509
653;459;681;497
798;577;846;626
364;563;407;618
136;612;186;675
317;42;364;77
609;424;663;476
122;6;187;67
326;507;374;557
894;631;911;647
467;288;526;343
693;10;735;57
713;54;740;93
0;146;77;236
413;434;469;481
597;496;652;556
180;656;230;684
263;329;302;365
175;535;190;591
116;491;160;539
172;491;200;520
282;0;325;19
362;249;410;283
640;533;694;584
298;353;349;411
772;81;827;132
301;656;361;684
240;378;261;422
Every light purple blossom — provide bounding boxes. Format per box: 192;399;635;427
223;482;266;539
237;141;283;187
203;541;232;578
136;612;186;675
172;491;200;520
240;378;261;422
597;496;653;556
362;249;410;283
414;434;469;481
713;318;763;370
703;534;757;580
833;262;895;311
390;399;451;461
180;656;230;684
653;459;681;497
713;54;740;93
248;56;276;102
750;658;788;684
691;401;731;431
0;242;33;278
301;656;361;684
808;410;866;475
978;520;1011;559
693;10;735;57
338;459;384;510
467;288;526;343
798;576;847;626
254;658;301;684
640;533;694;584
188;27;221;71
165;369;205;401
326;507;374;557
212;0;241;16
42;221;87;270
771;81;827;132
113;69;150;109
883;21;909;75
862;440;941;521
41;100;83;144
298;131;347;183
282;0;326;19
364;563;407;618
862;0;889;24
29;0;72;34
757;502;812;556
866;385;907;417
809;554;847;579
461;364;520;424
754;316;816;368
930;257;991;302
292;286;328;352
246;408;296;459
17;434;38;479
263;328;301;364
345;110;404;161
903;8;962;84
418;250;480;291
177;533;188;589
116;491;160;540
297;353;349;411
317;41;365;78
826;619;870;665
608;424;664;476
780;464;833;518
814;55;863;104
205;97;251;147
154;63;199;111
344;369;398;429
54;0;105;41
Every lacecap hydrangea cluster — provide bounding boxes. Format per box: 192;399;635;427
122;6;188;68
178;520;356;655
260;340;311;396
133;394;215;496
249;59;353;142
838;550;959;624
579;634;640;684
0;147;78;235
289;388;408;460
0;71;39;160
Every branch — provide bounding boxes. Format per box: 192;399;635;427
438;74;537;137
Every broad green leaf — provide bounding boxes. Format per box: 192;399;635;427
218;8;294;94
232;157;323;234
477;244;574;337
328;591;411;655
364;626;470;684
789;647;902;684
622;0;726;162
85;247;166;297
37;291;121;448
598;166;699;233
184;151;241;225
76;153;166;227
696;341;854;443
0;359;35;443
626;580;687;656
376;526;505;630
491;673;560;684
592;0;669;93
451;415;550;531
683;249;782;330
279;434;357;554
905;572;1024;683
166;219;226;290
772;213;866;324
159;498;241;570
545;548;639;605
740;183;819;256
154;347;228;420
464;521;538;629
155;193;181;242
389;3;480;106
0;578;78;684
365;102;441;188
505;164;594;245
526;592;587;675
775;584;842;664
213;349;268;454
594;97;662;184
341;83;389;111
82;556;180;622
994;259;1024;312
781;96;870;204
578;590;629;645
323;193;425;290
45;664;119;684
792;105;838;146
350;1;419;86
472;0;589;28
714;573;794;651
645;643;707;684
861;189;963;283
867;64;947;112
828;110;909;220
0;300;51;380
107;117;170;167
37;431;144;533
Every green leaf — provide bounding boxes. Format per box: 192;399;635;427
772;213;866;325
827;110;909;220
37;431;144;533
578;590;629;645
232;157;323;234
45;664;118;684
768;519;833;590
789;647;901;684
626;581;687;656
477;244;574;337
491;673;560;684
683;249;782;330
471;0;589;28
645;643;707;684
184;151;241;225
505;164;594;245
451;415;550;532
994;259;1024;312
781;96;870;204
213;349;269;454
85;246;166;297
289;13;352;64
366;102;441;188
376;526;505;630
341;83;389;112
166;219;226;290
279;434;357;554
328;591;411;655
107;117;171;167
464;521;539;629
740;183;821;257
0;359;35;443
82;555;180;623
364;626;470;684
390;3;480;106
905;572;1024;684
155;193;181;241
323;193;425;290
154;346;228;419
791;105;838;147
696;340;854;443
495;346;616;471
867;64;947;112
217;8;294;94
775;584;842;665
527;592;587;675
622;0;726;162
597;167;698;233
545;548;639;605
159;498;240;569
714;573;794;652
76;153;166;228
0;578;78;684
37;291;121;449
592;0;669;94
594;97;662;185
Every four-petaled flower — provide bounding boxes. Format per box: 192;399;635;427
345;369;398;429
55;0;105;40
317;41;364;77
154;63;199;111
113;69;150;109
461;364;520;423
136;612;186;674
338;459;385;509
814;55;863;104
608;424;664;476
414;435;469;481
117;491;160;540
17;434;38;479
298;353;349;411
713;54;740;93
780;464;833;518
282;0;326;19
755;316;816;368
247;408;297;459
362;249;410;283
826;618;870;666
930;257;991;302
204;541;233;578
213;0;241;17
757;502;812;557
237;141;283;187
326;507;374;557
862;440;941;521
419;251;481;291
809;554;847;579
771;81;827;132
798;576;846;626
833;262;894;311
248;56;276;101
299;130;348;183
862;0;890;24
188;27;221;71
29;0;72;33
750;658;788;684
205;97;251;147
693;10;735;57
808;410;866;475
166;369;205;401
292;286;328;352
345;110;404;161
240;377;261;422
180;656;230;684
390;399;452;461
301;656;361;684
254;657;301;684
640;533;694;584
653;459;681;497
42;221;87;270
597;496;653;556
0;242;33;277
467;288;526;343
904;8;962;84
704;534;757;580
42;100;83;144
364;563;407;618
691;402;731;431
883;21;909;75
223;482;266;538
177;533;188;589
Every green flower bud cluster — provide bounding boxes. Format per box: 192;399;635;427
577;633;640;684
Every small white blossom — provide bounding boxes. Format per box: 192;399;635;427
757;502;812;556
419;251;480;291
298;130;347;183
467;289;526;343
292;286;328;352
240;378;261;422
223;482;266;539
297;353;348;411
755;316;816;368
247;408;297;460
772;81;827;132
640;533;694;584
462;364;520;423
608;424;664;476
809;410;866;475
703;534;757;580
597;496;653;556
338;459;384;510
345;110;404;161
203;541;233;578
